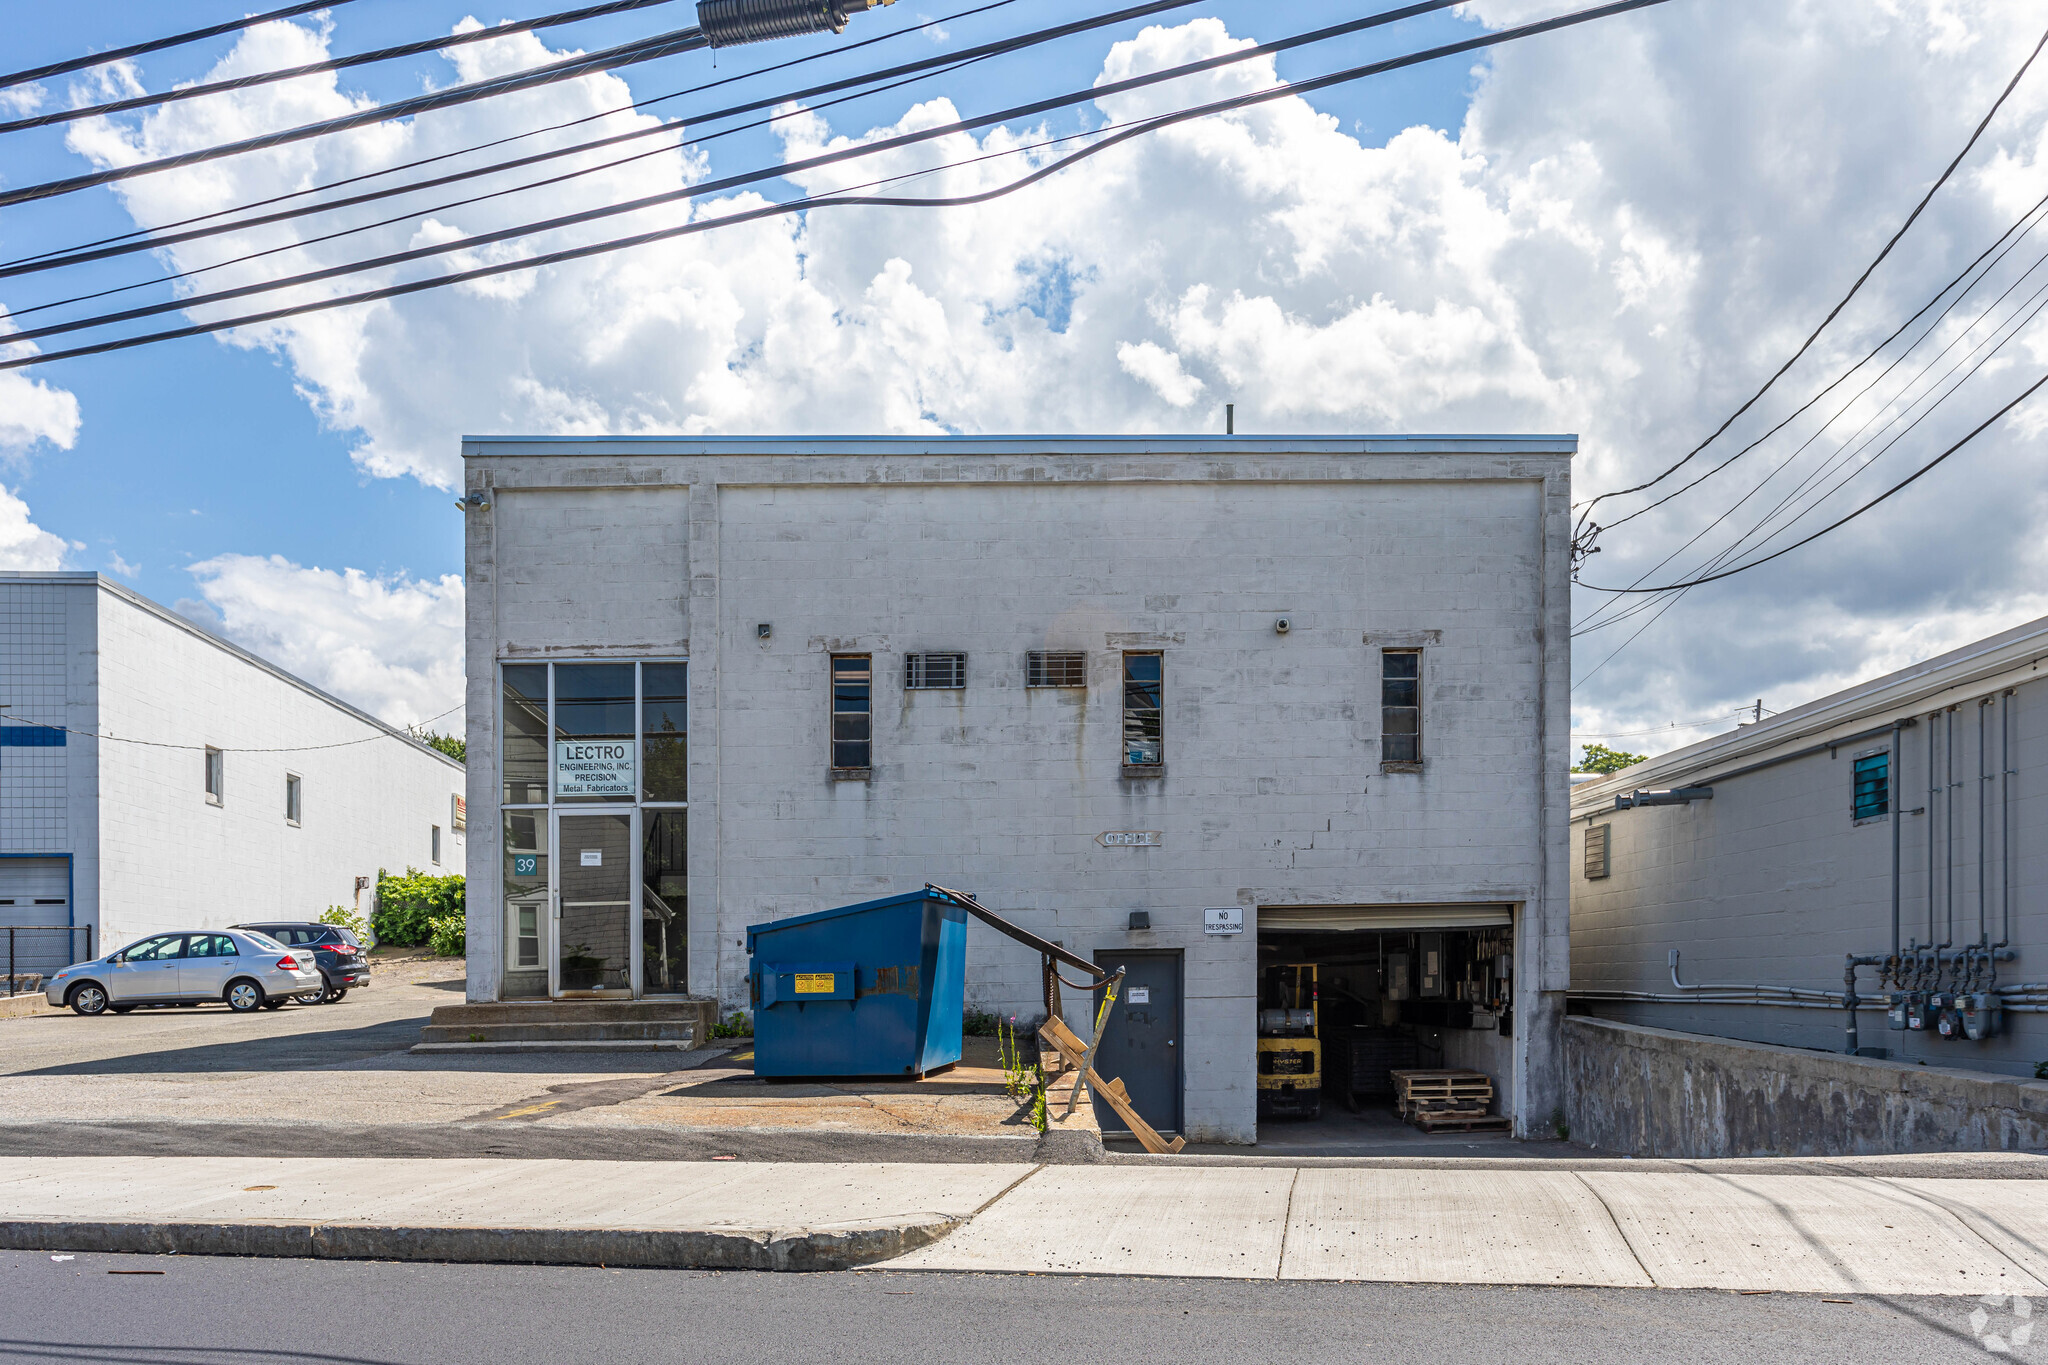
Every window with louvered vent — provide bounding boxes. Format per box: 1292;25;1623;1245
905;653;966;689
1584;823;1610;880
1027;650;1086;688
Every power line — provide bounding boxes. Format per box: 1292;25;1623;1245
1570;22;2048;538
0;24;719;210
0;0;1026;276
0;0;368;90
1576;367;2048;594
0;703;462;754
0;0;1569;356
0;0;684;136
0;0;1199;293
0;0;1672;372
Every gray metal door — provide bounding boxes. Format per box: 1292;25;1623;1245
1092;950;1183;1137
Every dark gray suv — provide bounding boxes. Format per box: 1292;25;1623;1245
228;923;372;1004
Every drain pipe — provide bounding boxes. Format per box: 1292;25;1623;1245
1890;718;1906;960
2003;690;2015;949
1979;698;1993;947
1947;706;1960;950
1927;713;1939;949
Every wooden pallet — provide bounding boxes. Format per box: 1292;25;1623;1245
1411;1112;1512;1134
1390;1068;1493;1117
1039;1017;1185;1154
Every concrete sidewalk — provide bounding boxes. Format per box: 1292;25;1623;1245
11;1156;2048;1291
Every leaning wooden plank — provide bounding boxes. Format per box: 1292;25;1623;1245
1085;1066;1186;1155
1039;1017;1089;1070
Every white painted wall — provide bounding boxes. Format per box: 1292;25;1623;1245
462;438;1575;1142
0;575;467;955
1570;618;2048;1077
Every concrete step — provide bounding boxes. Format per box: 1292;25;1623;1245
420;1021;699;1044
410;1040;700;1054
428;999;716;1027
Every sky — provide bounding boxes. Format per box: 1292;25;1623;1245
1;0;2045;758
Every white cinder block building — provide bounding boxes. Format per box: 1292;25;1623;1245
1570;616;2047;1073
0;573;466;974
461;436;1575;1143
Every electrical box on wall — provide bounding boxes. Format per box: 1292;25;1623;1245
1385;953;1412;1001
1419;932;1444;998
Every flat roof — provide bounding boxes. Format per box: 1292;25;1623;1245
463;434;1579;457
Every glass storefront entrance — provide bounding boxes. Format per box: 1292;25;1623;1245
499;660;686;1001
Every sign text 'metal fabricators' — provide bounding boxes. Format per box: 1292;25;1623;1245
555;739;637;797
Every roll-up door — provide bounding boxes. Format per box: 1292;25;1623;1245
0;858;73;976
1258;904;1512;932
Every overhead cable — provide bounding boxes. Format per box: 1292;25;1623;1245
0;0;1205;285
0;0;366;90
0;24;718;210
0;0;1675;373
1576;368;2048;594
0;0;1543;350
0;0;1026;275
1571;22;2048;534
0;0;685;136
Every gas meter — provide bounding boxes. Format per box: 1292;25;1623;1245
1963;992;2002;1042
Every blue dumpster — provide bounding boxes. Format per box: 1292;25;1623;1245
746;888;967;1078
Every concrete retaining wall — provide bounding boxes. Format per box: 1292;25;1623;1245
1564;1015;2048;1157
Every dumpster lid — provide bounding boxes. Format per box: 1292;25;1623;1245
746;888;950;946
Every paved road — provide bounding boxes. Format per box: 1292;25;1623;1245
0;1250;2023;1365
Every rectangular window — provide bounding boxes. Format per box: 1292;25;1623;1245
831;655;872;770
1122;652;1163;767
503;810;547;981
905;652;966;690
1584;823;1611;880
204;747;224;805
431;825;443;865
502;664;548;804
1853;751;1890;821
1381;650;1421;764
515;905;541;969
642;662;687;802
285;773;302;825
553;662;635;804
1027;650;1086;688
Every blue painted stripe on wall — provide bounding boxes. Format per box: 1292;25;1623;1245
0;727;65;747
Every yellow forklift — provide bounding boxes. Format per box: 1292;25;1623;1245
1256;962;1321;1119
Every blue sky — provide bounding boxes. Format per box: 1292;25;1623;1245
0;1;1484;607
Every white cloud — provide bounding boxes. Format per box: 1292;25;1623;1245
64;4;2048;737
0;486;72;570
0;322;83;458
105;551;139;578
185;554;464;728
0;85;45;117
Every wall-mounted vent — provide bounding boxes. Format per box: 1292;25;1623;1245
905;652;966;690
1027;650;1086;688
1584;822;1611;880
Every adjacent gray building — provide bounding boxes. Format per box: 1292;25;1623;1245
460;435;1576;1143
1570;616;2047;1074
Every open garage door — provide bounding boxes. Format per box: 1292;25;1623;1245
1255;903;1516;1149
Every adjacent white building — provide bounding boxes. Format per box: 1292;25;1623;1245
461;436;1575;1144
0;573;466;975
1570;616;2047;1074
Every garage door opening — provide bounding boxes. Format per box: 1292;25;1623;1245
1255;905;1515;1153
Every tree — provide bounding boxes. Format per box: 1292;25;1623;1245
1574;742;1646;775
410;727;465;763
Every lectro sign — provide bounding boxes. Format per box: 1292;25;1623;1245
554;739;637;797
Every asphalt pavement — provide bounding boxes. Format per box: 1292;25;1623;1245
0;1250;2027;1365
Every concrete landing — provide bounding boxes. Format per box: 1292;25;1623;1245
417;998;717;1051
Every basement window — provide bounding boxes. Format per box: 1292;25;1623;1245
1027;650;1086;688
1852;751;1890;821
1381;649;1421;767
831;655;872;772
1584;822;1610;880
905;652;966;690
1122;653;1163;768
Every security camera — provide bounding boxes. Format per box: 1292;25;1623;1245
1274;617;1292;635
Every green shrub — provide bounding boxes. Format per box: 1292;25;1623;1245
371;867;465;947
710;1011;752;1039
428;914;466;958
317;905;369;941
963;1006;1004;1037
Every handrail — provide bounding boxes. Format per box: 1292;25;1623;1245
924;883;1109;982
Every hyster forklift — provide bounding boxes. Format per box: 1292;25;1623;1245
1256;963;1321;1119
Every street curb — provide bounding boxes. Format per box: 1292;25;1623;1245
0;1215;961;1271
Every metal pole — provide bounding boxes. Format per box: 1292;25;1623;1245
2003;690;2015;946
1980;699;1992;946
1946;706;1957;947
7;927;13;998
1928;714;1939;947
1890;720;1903;959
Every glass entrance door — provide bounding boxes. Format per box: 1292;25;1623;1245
552;811;635;996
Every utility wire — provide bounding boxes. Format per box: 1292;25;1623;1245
0;0;683;136
0;0;367;90
0;0;1202;288
0;703;462;753
0;0;1027;274
1570;22;2048;537
1577;368;2048;594
0;0;1575;354
0;24;716;210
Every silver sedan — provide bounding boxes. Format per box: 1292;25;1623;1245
45;930;325;1015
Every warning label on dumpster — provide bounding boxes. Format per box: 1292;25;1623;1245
794;973;836;994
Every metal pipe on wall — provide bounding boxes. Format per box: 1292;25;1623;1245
1891;719;1904;959
1980;697;1993;947
2003;689;2016;947
1947;706;1958;948
1928;712;1939;948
